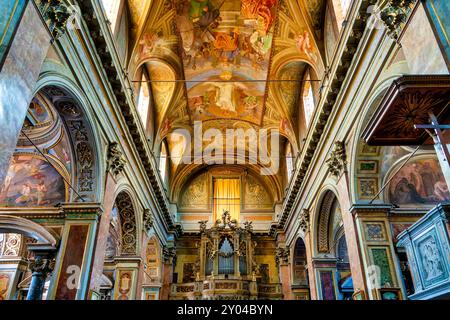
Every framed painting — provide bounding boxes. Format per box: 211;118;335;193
379;288;402;300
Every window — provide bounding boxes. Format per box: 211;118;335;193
101;0;121;31
286;144;294;182
213;178;240;222
137;73;150;130
340;0;351;15
332;0;350;32
303;74;315;127
159;143;168;183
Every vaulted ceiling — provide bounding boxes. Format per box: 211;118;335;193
124;0;326;193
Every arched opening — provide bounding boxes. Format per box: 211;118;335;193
314;191;353;300
285;143;294;183
0;215;59;300
293;237;308;286
159;142;169;185
0;83;99;300
101;191;138;300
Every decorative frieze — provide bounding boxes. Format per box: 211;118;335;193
37;0;72;39
298;209;310;233
28;255;56;275
163;246;177;265
143;209;154;232
326;141;347;177
107;142;126;177
275;246;290;266
380;0;418;40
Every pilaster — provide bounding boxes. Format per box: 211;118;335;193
351;204;405;300
47;202;102;300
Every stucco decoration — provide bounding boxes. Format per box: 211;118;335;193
180;172;208;210
116;192;138;255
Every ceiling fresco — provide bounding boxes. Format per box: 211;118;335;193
127;0;325;193
175;0;278;126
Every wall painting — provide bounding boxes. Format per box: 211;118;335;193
388;158;450;205
0;155;67;207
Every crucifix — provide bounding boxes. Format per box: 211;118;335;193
414;112;450;190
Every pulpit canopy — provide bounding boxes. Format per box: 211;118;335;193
362;75;450;146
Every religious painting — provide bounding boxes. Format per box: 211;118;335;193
29;97;51;123
319;270;336;300
0;0;27;68
175;0;278;125
364;222;386;242
357;178;378;200
47;130;72;172
415;231;448;288
0;273;10;300
0;155;67;207
424;0;450;66
388;158;450;205
183;263;196;283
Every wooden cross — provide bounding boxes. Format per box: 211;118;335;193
414;112;450;188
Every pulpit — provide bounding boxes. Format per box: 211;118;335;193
397;204;450;299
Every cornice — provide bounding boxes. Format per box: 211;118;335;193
60;0;178;235
271;0;380;236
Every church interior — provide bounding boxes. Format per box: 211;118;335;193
0;0;449;301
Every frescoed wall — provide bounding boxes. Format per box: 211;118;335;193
388;158;450;205
0;155;67;207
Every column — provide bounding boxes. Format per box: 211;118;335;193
47;203;102;300
276;234;293;300
26;244;56;300
351;204;406;300
0;1;51;186
303;231;317;300
160;245;176;300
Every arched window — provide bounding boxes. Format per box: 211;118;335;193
101;0;122;31
332;0;350;32
302;72;315;127
286;143;294;182
137;72;150;130
293;238;308;286
159;143;168;184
